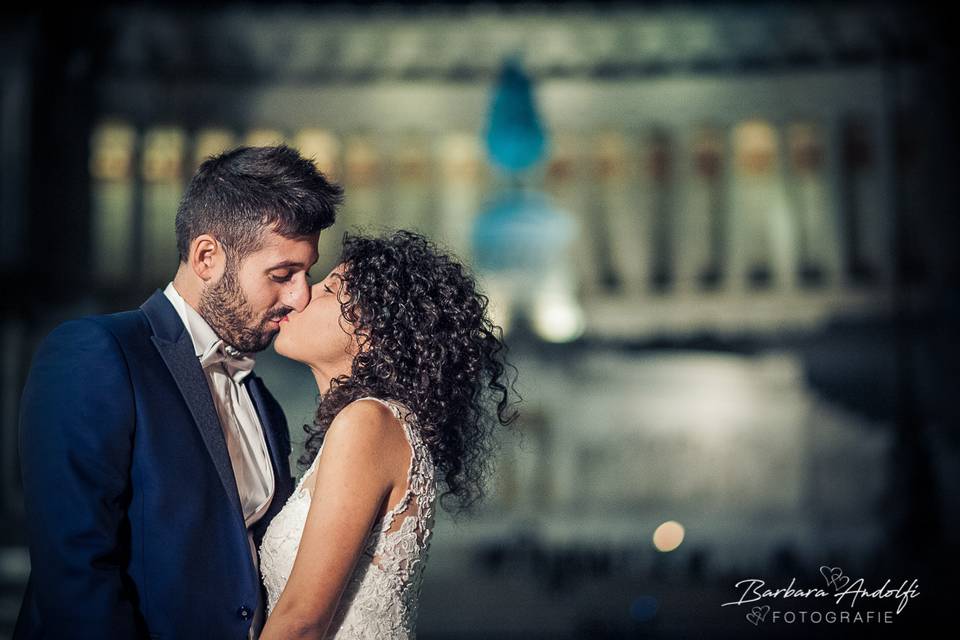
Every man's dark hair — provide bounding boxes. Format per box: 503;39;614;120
175;144;343;263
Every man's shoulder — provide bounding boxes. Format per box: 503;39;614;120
45;306;152;350
88;306;151;332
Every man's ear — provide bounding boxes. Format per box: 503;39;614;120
190;234;225;282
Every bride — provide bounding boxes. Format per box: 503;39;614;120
258;229;518;639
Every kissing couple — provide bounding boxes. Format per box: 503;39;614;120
14;145;518;639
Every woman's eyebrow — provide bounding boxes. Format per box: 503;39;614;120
326;274;346;292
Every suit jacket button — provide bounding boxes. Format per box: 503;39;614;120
238;605;252;620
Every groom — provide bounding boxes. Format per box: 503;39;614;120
14;145;343;639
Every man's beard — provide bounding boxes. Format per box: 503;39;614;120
198;261;292;353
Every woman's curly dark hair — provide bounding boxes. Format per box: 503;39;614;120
298;229;520;515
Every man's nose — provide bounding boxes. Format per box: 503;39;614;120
288;279;312;312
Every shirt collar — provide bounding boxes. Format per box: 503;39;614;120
162;282;253;366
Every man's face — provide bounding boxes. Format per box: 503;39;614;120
199;228;320;353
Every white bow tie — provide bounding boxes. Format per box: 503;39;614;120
199;340;256;383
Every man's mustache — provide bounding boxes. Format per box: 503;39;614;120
264;308;294;323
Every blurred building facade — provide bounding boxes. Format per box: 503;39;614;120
0;3;955;638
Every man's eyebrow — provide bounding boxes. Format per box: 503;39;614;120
265;260;307;271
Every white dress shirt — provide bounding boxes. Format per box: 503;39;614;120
164;282;274;637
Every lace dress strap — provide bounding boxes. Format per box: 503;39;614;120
293;449;322;498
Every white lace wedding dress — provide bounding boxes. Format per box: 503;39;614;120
259;397;437;638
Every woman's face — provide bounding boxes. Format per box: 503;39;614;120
273;262;361;371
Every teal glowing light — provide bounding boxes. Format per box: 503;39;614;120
471;189;574;273
484;57;548;173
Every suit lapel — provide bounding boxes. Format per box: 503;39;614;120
245;375;285;484
141;290;245;523
245;374;293;523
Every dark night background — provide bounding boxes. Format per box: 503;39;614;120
1;1;957;638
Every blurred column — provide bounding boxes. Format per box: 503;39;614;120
875;104;899;290
590;131;638;293
387;132;436;236
0;26;31;270
90;120;137;285
1;319;26;515
436;132;486;262
680;124;726;291
244;128;287;148
838;114;891;288
490;409;553;514
342;135;386;235
184;128;241;270
544;132;599;295
294;128;342;272
824;115;847;291
141;127;186;285
729;120;795;292
892;108;930;286
645;127;676;293
785;121;842;288
192;128;237;173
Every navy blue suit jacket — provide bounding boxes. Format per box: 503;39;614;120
14;290;295;639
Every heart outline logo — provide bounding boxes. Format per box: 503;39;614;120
746;605;770;626
820;566;850;590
